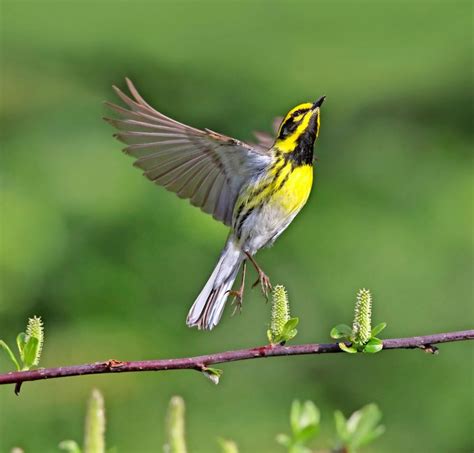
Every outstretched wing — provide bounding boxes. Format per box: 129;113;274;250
105;79;271;226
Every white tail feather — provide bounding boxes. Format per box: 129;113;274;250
186;237;244;330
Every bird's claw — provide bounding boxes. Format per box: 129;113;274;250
228;289;244;316
252;271;272;300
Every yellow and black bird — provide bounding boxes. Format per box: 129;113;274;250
105;79;325;330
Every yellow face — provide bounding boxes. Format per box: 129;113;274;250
275;101;322;153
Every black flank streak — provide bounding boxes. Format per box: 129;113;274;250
250;159;285;200
234;159;284;235
236;206;255;237
274;171;290;193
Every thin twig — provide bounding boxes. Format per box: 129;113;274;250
0;330;472;389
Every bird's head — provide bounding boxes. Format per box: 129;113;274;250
274;96;325;155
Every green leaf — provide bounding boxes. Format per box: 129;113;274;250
363;338;383;354
371;322;387;337
201;367;223;385
269;318;299;345
338;343;357;353
218;438;239;453
275;433;291;447
301;400;320;427
290;400;302;435
290;400;320;439
357;423;385;446
21;336;39;370
283;328;298;342
280;318;299;342
294;423;318;444
281;400;321;452
334;410;349;442
330;324;352;339
363;343;383;354
0;340;21;371
283;317;299;332
16;333;27;361
59;440;82;453
346;404;383;449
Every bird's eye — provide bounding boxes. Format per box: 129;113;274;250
291;108;309;118
279;118;299;139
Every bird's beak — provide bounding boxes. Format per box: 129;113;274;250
313;96;326;109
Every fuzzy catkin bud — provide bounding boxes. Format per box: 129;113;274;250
165;396;187;453
352;289;372;344
270;285;290;338
84;389;106;453
26;316;44;366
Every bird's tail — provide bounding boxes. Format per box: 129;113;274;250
186;237;244;330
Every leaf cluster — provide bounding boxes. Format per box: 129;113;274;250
268;317;299;345
0;316;44;371
267;285;299;345
276;400;320;453
330;322;386;354
10;392;384;453
276;400;385;453
330;289;386;354
334;404;385;452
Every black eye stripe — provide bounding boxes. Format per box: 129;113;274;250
291;108;309;118
279;117;303;139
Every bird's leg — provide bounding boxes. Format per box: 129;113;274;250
228;260;247;316
245;252;272;299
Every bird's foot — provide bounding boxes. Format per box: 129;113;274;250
252;269;272;300
245;252;273;300
229;288;245;316
228;260;247;316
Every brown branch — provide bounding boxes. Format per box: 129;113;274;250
0;330;472;390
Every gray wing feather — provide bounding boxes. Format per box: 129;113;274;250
105;78;271;226
250;116;283;150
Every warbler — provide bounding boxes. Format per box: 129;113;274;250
105;79;325;330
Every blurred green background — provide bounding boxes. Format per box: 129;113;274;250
1;1;472;452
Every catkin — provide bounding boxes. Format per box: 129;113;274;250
352;289;372;344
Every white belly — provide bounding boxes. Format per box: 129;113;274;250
236;200;301;255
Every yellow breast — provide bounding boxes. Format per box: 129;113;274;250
272;164;313;214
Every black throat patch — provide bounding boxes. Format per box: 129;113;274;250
287;113;318;166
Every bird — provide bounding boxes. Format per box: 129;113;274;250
104;78;325;330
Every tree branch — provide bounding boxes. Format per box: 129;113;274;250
0;330;472;389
